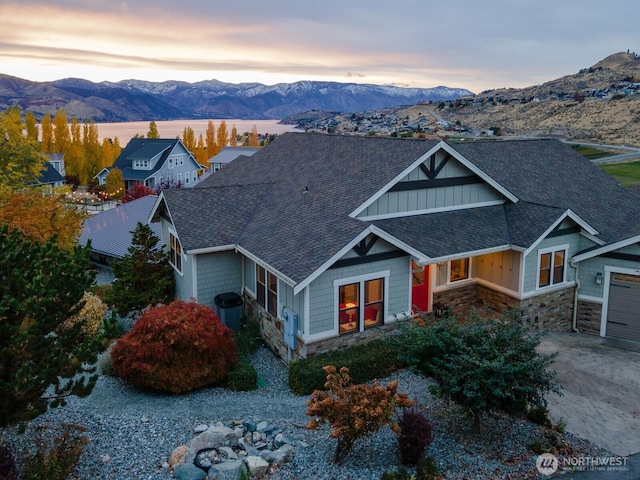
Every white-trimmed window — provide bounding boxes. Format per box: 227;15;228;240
449;258;470;283
335;271;388;335
169;158;174;169
133;159;149;169
192;171;197;182
537;245;567;288
256;265;278;316
177;173;182;185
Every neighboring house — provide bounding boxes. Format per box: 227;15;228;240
35;153;66;189
199;146;261;182
95;138;205;190
80;195;161;266
149;133;640;361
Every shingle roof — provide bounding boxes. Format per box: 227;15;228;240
38;162;64;185
112;138;191;181
79;195;161;259
158;133;640;285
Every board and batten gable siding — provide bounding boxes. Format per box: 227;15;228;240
522;232;582;294
578;243;640;299
357;153;503;219
307;253;410;337
475;250;521;292
196;251;243;308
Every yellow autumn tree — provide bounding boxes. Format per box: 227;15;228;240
53;109;70;155
66;116;83;181
230;125;238;147
105;168;124;200
195;133;207;166
216;120;228;150
25;110;38;142
41;112;53;153
205;120;217;159
0;189;85;250
83;121;103;184
0;107;45;201
182;126;196;153
248;125;260;147
147;120;160;139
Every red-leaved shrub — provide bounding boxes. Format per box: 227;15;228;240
397;405;433;466
110;300;238;393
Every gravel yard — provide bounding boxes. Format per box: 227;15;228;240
1;345;612;479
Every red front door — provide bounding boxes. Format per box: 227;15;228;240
411;260;429;313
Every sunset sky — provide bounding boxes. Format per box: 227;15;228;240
0;0;637;94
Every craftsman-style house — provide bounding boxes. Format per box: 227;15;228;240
149;133;640;360
96;138;205;190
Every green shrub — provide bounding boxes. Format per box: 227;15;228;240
233;318;262;356
21;423;88;480
380;457;441;480
289;340;403;395
110;300;238;393
388;309;561;432
226;357;258;391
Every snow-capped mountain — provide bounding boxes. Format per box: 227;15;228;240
0;74;473;122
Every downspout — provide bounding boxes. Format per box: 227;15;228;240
570;259;580;332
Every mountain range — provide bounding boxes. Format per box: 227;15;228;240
0;74;472;122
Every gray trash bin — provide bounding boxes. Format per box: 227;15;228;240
214;292;243;333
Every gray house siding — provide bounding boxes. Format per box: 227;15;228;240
522;232;583;294
578;243;640;299
196;251;243;308
175;253;195;302
358;155;503;219
243;257;256;296
307;253;410;337
280;282;305;334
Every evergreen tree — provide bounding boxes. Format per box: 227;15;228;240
107;222;176;316
0;225;102;426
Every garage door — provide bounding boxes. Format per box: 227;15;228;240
606;273;640;342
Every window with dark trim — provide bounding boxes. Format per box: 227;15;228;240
539;248;566;287
450;258;469;282
256;265;266;308
169;232;182;273
267;272;278;316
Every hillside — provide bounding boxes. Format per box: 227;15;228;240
437;52;640;146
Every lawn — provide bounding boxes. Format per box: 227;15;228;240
600;161;640;188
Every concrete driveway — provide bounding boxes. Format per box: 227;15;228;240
537;332;640;457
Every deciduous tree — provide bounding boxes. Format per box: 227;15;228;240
229;124;238;147
25;110;38;142
52;109;70;155
0;189;85;251
248;125;260;147
40;112;53;153
147;121;160;139
216;120;228;150
0;107;46;199
205;120;217;159
182;126;196;152
0;225;102;426
105;168;124;200
306;366;413;464
121;183;155;203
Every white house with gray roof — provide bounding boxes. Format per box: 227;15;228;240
95;138;205;190
149;132;640;360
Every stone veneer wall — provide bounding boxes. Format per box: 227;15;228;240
432;283;479;314
519;287;575;332
477;284;520;313
576;300;603;336
243;293;305;362
305;321;406;358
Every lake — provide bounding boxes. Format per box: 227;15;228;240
96;119;300;142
